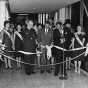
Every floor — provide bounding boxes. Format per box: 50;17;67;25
0;68;88;88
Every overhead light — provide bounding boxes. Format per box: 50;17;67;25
33;8;36;10
18;14;28;15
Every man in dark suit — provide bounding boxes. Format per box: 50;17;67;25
23;20;37;75
63;19;73;70
53;22;68;79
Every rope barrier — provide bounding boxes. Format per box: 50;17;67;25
5;50;42;55
0;51;85;67
3;45;87;55
0;52;37;66
53;45;86;51
53;45;67;51
3;50;42;55
0;43;87;67
18;51;42;55
0;39;87;55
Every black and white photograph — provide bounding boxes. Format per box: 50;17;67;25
0;0;88;88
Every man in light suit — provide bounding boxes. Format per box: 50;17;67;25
39;21;53;73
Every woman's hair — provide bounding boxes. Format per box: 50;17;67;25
15;23;22;31
4;20;10;27
77;24;81;27
16;23;22;27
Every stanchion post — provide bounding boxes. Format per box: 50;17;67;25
59;30;68;80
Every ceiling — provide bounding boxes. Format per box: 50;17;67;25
8;0;80;13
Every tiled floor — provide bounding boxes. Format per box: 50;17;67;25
0;68;88;88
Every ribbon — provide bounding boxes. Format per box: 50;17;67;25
53;45;86;51
1;44;87;56
0;51;85;66
46;45;52;60
18;51;42;55
5;50;42;55
53;45;66;51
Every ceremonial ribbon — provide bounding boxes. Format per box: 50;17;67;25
53;45;86;51
0;44;88;56
4;50;42;55
46;45;52;60
0;51;85;66
2;45;87;54
18;51;42;55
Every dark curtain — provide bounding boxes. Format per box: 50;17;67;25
71;1;80;31
83;0;88;72
84;0;88;12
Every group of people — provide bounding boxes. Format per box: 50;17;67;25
52;21;86;79
0;18;88;80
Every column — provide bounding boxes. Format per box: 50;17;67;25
43;13;45;25
45;13;48;21
38;14;41;23
80;0;84;31
59;8;65;24
40;14;43;24
0;0;10;31
54;12;58;25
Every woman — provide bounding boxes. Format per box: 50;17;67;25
14;23;23;69
2;20;13;69
72;25;85;74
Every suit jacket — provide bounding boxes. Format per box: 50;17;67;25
53;28;64;47
40;27;53;46
64;27;73;49
23;28;37;53
52;28;64;57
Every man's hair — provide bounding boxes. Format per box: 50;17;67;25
56;22;62;26
45;21;50;25
64;19;71;25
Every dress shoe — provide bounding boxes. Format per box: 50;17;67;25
47;70;51;73
40;70;45;74
26;72;31;75
59;75;68;80
54;73;58;76
32;72;36;74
